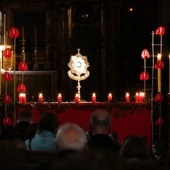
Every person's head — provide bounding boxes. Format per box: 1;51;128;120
119;136;151;160
38;112;59;134
90;109;111;135
18;109;33;123
55;123;87;151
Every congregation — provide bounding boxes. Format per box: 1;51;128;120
0;109;169;170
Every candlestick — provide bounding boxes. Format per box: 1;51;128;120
108;93;112;102
125;92;130;102
92;93;96;103
75;93;79;103
157;54;161;92
19;93;26;104
38;93;43;102
21;26;25;41
57;93;62;103
34;26;37;41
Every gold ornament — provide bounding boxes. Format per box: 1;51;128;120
68;49;90;101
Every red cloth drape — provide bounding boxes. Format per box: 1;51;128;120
16;102;152;147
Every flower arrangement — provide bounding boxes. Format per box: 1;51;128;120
1;23;28;126
140;26;165;132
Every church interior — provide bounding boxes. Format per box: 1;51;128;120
1;0;169;101
0;0;170;149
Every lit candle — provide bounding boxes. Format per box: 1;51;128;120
75;93;79;103
92;93;96;103
157;54;161;93
135;92;139;103
57;93;62;103
108;93;112;102
23;93;26;103
139;92;145;103
38;93;43;102
19;93;26;104
21;26;25;41
125;92;130;102
169;54;170;93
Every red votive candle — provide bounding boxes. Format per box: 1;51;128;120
92;93;96;103
19;93;26;104
108;93;112;102
75;93;79;103
57;93;62;103
125;92;130;102
135;92;139;103
38;93;43;102
139;92;145;103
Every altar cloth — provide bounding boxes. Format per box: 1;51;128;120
16;102;152;147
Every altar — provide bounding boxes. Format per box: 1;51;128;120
16;102;152;147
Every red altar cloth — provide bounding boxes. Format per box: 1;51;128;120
16;102;152;147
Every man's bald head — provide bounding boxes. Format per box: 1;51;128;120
55;123;87;151
90;109;111;135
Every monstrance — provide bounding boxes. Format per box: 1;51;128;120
68;49;90;101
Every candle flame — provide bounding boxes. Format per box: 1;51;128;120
157;54;161;60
